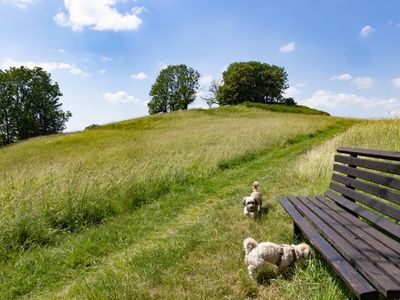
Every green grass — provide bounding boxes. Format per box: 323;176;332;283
0;105;338;260
1;104;398;299
241;101;330;115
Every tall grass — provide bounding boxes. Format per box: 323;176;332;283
42;119;353;300
291;119;400;193
52;119;400;300
0;105;339;259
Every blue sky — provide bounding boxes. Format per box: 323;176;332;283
1;0;400;131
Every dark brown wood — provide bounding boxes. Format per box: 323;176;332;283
333;163;400;191
315;195;400;257
337;147;400;161
344;153;357;204
325;190;400;239
280;147;400;299
310;196;400;265
329;182;400;221
335;155;400;175
280;197;378;300
332;173;400;205
287;196;400;297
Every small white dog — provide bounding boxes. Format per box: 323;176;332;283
243;237;311;279
243;181;263;217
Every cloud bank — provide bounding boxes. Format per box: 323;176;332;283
54;0;146;31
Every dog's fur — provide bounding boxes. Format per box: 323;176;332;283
243;237;311;279
243;181;263;217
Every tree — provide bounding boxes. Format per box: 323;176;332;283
283;97;297;105
148;64;200;114
0;66;71;146
201;79;221;108
216;61;288;105
0;70;16;145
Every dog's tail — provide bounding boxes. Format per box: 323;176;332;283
295;243;311;259
252;181;260;191
243;237;258;254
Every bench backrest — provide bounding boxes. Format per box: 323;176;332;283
326;146;400;238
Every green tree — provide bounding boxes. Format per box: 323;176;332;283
0;66;71;145
0;70;16;144
283;97;297;105
217;61;288;105
148;64;200;114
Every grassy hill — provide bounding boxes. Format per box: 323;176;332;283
0;104;399;299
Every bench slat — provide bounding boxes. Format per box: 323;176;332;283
334;155;400;176
287;196;400;297
330;182;400;221
325;190;400;239
280;197;378;300
298;197;400;283
333;164;400;191
311;196;400;266
332;173;400;205
315;195;400;257
337;147;400;161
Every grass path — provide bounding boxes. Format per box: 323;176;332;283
0;119;354;300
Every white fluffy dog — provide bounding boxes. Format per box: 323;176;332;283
243;181;263;217
243;237;311;279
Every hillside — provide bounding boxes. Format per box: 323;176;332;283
0;104;399;299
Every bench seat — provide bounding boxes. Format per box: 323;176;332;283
280;147;400;299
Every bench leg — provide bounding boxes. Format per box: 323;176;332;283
294;222;302;240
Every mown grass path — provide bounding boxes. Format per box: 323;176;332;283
1;120;355;300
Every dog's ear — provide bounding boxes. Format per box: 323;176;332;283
243;197;247;206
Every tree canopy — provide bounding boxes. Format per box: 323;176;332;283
0;66;71;146
148;64;200;114
216;61;289;105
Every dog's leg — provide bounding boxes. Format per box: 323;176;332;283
244;207;249;217
247;265;257;280
276;265;286;274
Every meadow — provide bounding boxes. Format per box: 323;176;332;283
1;103;399;299
0;104;335;259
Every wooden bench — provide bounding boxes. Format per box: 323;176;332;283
280;147;400;300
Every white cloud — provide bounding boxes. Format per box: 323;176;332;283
392;78;400;88
199;75;213;85
54;0;146;32
2;0;36;8
141;100;149;107
58;48;66;53
360;25;375;37
388;110;400;118
331;73;375;89
158;62;168;70
351;76;375;89
387;20;400;27
101;56;112;62
279;41;296;53
131;72;147;80
2;58;89;77
330;73;353;81
104;91;139;103
300;90;400;118
98;68;106;74
283;86;300;98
